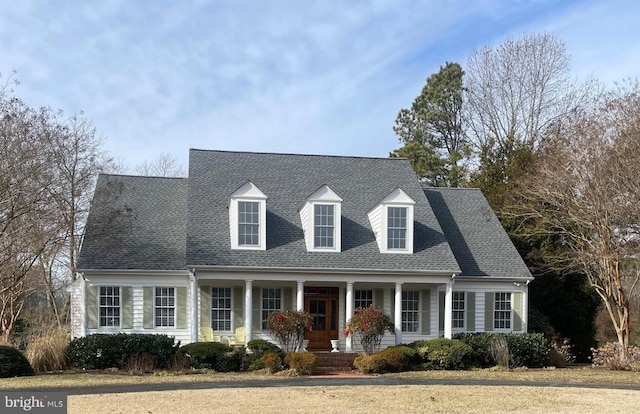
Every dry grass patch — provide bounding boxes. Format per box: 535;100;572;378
69;385;640;414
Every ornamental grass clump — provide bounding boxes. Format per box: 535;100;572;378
266;310;313;354
344;305;394;355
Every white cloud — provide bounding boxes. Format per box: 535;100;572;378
0;0;638;169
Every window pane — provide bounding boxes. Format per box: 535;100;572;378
401;290;419;332
154;287;175;327
314;204;334;248
262;288;282;329
494;292;512;330
387;207;407;249
99;286;120;327
238;201;260;246
211;287;232;331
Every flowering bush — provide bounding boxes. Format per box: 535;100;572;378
266;310;313;354
344;305;394;355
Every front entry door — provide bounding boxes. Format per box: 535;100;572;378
304;287;339;350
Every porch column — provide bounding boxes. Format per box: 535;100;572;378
394;283;402;345
523;281;529;332
296;281;304;311
245;280;253;343
190;271;198;343
345;282;354;351
444;277;454;339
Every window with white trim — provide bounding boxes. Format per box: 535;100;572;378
367;188;415;254
155;287;175;327
238;201;260;246
452;291;465;329
300;185;342;252
262;288;282;329
229;181;267;250
494;292;512;329
402;290;419;332
354;289;373;310
211;287;232;332
314;204;334;248
99;286;120;327
387;207;407;249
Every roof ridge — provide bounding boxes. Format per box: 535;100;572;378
99;173;187;180
189;148;407;162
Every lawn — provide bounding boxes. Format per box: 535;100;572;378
2;368;639;413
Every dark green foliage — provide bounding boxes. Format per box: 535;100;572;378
246;339;283;371
528;272;599;362
453;332;548;368
0;346;34;378
177;342;243;371
67;334;179;370
284;352;317;375
407;338;472;370
354;346;415;374
391;61;469;187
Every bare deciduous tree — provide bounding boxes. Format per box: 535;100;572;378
508;80;640;359
135;152;185;177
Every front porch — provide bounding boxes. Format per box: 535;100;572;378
190;269;459;351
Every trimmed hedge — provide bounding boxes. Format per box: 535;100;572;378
354;346;415;374
176;342;244;372
67;334;179;370
453;332;548;368
0;346;34;378
407;338;473;370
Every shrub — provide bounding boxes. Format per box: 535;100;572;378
591;342;640;371
344;305;394;355
284;352;317;375
262;351;283;373
0;346;34;378
247;339;283;371
454;333;547;368
177;342;243;371
123;353;157;374
407;338;472;370
266;310;312;353
24;329;69;372
353;346;415;374
67;334;179;370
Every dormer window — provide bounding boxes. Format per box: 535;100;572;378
300;185;342;252
314;204;335;248
368;188;415;254
229;182;267;250
387;206;407;250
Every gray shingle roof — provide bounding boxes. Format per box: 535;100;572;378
187;149;460;273
424;188;532;279
78;174;187;270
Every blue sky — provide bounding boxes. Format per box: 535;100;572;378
1;0;639;170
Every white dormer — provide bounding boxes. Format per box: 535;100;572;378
368;188;415;254
299;185;343;252
229;181;267;250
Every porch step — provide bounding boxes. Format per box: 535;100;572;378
312;352;358;374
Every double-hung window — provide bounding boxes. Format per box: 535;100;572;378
494;292;512;329
99;286;120;327
401;290;419;333
354;289;373;310
211;288;232;332
387;207;407;250
238;201;260;246
155;287;175;327
452;291;465;329
262;288;282;329
314;204;334;248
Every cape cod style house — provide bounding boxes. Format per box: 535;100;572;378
70;149;533;351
